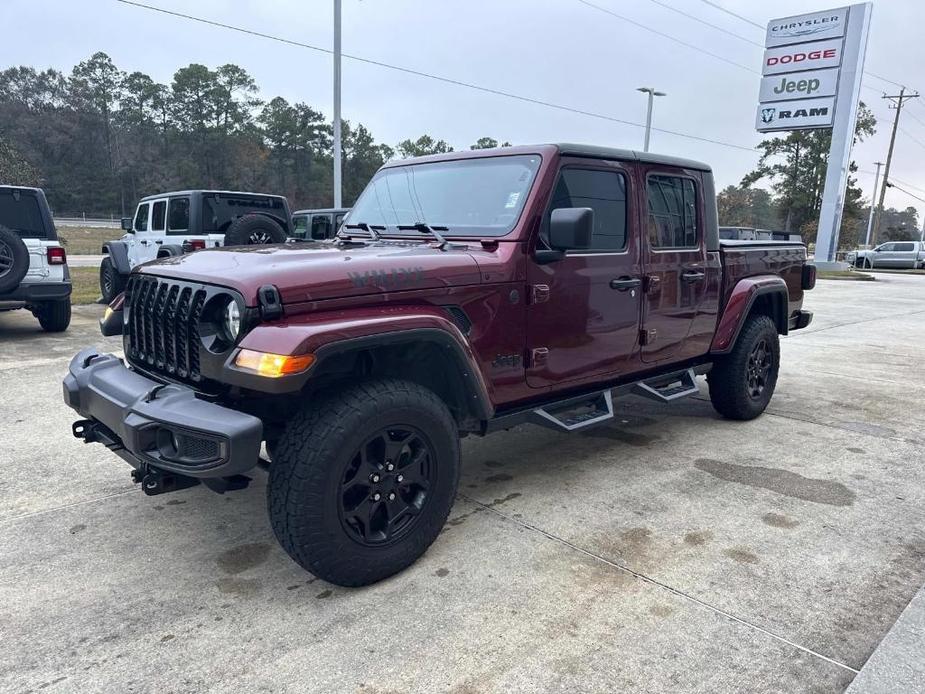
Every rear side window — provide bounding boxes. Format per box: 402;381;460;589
546;168;628;251
167;197;190;233
647;175;698;249
134;203;149;232
151;201;166;231
311;214;332;240
202;194;285;232
0;191;47;238
894;242;915;251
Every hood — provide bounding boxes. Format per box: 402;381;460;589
138;240;484;305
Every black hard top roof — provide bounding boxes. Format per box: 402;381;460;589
138;190;285;202
379;143;712;172
293;208;350;215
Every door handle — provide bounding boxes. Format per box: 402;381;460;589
681;271;705;283
154;240;163;245
610;277;642;291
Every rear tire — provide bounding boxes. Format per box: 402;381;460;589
36;299;71;332
223;214;287;246
99;256;125;303
708;315;779;421
267;379;460;587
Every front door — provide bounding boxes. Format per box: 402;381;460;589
640;169;714;363
526;161;642;388
127;202;156;268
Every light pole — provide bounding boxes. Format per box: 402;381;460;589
637;87;666;153
864;161;883;247
333;0;343;209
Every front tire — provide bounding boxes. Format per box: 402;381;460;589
36;299;71;332
708;315;779;421
99;256;125;303
268;379;460;586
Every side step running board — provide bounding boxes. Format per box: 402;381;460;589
531;390;614;432
632;368;700;403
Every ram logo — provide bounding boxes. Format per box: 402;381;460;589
761;107;776;124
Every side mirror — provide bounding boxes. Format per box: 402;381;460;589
874;247;882;252
121;217;134;232
550;207;593;250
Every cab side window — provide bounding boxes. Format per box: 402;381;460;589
311;214;332;240
151;201;166;232
167;197;190;234
647;175;698;249
133;203;149;232
546;168;628;251
292;215;308;239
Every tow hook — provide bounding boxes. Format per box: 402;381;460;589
131;466;200;496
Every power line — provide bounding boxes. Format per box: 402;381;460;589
898;126;925;150
642;0;762;47
574;0;757;74
885;182;925;205
114;0;758;153
696;0;764;30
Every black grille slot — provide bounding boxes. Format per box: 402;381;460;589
126;276;212;384
176;433;220;461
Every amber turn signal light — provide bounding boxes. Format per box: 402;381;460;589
234;349;315;378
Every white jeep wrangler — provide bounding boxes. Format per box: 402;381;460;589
0;186;71;332
100;190;292;302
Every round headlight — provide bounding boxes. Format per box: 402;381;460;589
223;300;241;341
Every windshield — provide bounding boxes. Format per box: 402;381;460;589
0;191;48;238
349;154;541;237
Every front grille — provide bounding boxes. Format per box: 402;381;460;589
125;275;207;382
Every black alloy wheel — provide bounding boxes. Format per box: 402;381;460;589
746;338;772;399
339;426;434;546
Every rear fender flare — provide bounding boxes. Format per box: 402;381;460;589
711;275;788;354
156;244;185;259
229;307;494;422
102;241;131;275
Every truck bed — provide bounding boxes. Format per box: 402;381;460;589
719;240;808;318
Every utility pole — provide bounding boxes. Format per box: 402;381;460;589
333;0;343;209
636;87;665;153
871;88;919;245
864;161;883;246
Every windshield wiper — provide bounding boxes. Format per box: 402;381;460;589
339;222;385;242
397;222;454;250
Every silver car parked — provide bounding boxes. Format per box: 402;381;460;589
847;241;925;269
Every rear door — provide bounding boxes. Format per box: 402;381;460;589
525;159;642;388
892;241;916;267
640;168;717;363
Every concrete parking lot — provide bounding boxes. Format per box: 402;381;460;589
2;275;925;693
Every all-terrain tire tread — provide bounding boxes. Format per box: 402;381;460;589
267;379;459;587
708;314;779;421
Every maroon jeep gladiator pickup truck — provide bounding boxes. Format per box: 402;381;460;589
64;144;814;586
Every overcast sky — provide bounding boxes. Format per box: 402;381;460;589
3;0;924;226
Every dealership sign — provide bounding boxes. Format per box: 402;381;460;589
755;97;836;130
765;7;848;47
761;39;843;75
759;68;839;102
755;4;873;264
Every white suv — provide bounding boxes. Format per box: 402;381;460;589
100;190;292;302
0;186;71;332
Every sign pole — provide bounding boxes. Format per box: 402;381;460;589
864;161;882;247
333;0;343;210
814;3;872;266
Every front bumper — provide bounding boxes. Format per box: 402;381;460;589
63;348;263;480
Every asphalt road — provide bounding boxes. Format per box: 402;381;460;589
2;275;925;693
66;255;104;268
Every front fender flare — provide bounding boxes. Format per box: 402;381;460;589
710;275;788;354
102;241;131;275
225;306;494;420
